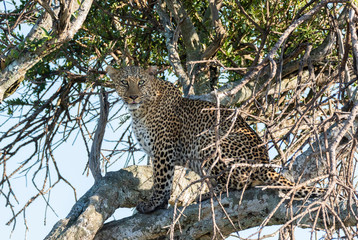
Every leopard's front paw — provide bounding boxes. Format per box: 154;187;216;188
136;201;156;213
136;199;168;214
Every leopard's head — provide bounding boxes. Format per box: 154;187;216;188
106;66;158;110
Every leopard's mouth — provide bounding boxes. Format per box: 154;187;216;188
125;100;143;110
127;101;142;105
126;99;142;105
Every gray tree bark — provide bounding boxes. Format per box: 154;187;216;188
45;165;357;240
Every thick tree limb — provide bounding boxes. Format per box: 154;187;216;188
94;190;356;240
45;166;150;240
45;165;357;240
26;6;55;43
45;166;203;240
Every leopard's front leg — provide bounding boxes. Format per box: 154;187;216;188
136;148;175;214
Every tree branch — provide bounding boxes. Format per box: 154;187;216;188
156;1;192;96
35;0;58;22
191;30;336;106
284;113;358;182
45;166;203;240
0;0;94;102
46;162;357;240
164;0;202;56
201;0;226;60
89;91;109;182
195;0;339;106
94;190;356;240
349;7;358;75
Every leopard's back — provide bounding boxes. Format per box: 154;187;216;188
177;98;269;168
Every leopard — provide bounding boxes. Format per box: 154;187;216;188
106;65;323;214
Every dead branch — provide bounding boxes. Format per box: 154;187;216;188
89;90;109;182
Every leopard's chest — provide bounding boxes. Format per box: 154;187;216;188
131;119;155;157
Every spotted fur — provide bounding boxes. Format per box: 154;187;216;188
106;66;322;214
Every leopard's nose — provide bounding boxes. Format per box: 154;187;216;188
129;95;138;100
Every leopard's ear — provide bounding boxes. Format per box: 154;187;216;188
146;66;158;76
106;65;120;79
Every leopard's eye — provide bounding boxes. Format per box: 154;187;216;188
138;80;145;86
120;80;128;86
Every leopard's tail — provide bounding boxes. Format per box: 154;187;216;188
259;169;325;199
